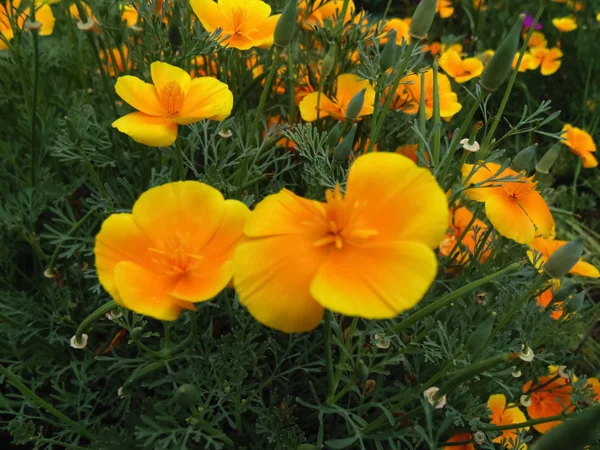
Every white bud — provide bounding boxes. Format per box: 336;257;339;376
519;345;534;362
24;19;42;31
373;333;390;349
558;365;569;379
218;129;233;139
460;138;480;152
520;395;532;407
105;310;123;321
473;431;486;444
423;387;447;409
511;368;522;378
70;333;88;349
118;386;124;398
77;19;95;31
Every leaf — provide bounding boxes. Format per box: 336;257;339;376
326;435;359;449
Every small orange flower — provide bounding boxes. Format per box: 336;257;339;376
527;236;600;278
587;378;600;402
439;50;484;83
561;124;597;168
440;205;492;265
552;16;577;32
437;0;454;19
527;31;547;49
535;279;564;320
94;181;250;321
443;433;474;450
472;0;486;11
487;394;529;449
462;162;554;244
512;52;536;72
191;0;281;50
100;46;132;77
529;47;562;75
379;18;411;45
523;370;575;433
299;0;356;29
299;73;375;122
190;55;219;78
395;144;419;163
120;4;138;28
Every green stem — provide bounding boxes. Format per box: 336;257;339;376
175;138;185;180
392;262;522;335
30;23;40;187
46;209;96;273
432;59;441;168
0;363;96;441
75;300;117;341
324;311;335;404
382;0;393;20
77;142;109;198
249;49;280;144
480;413;565;431
86;33;118;117
417;72;427;157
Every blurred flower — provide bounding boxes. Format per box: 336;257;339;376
443;433;476;450
70;334;88;349
527;31;547;48
424;386;447;408
473;0;486;11
392;69;462;120
552;16;577;32
395;143;420;163
535;279;565;320
190;55;219;78
523;13;542;30
462;162;554;244
587;378;600;402
378;18;411;45
522;368;575;433
299;0;355;29
512;52;535;72
100;46;132;77
440;205;492;265
191;0;281;50
112;61;233;147
299;73;375;122
232;153;449;332
478;49;495;66
439;50;484;83
70;2;97;26
1;0;56;50
529;47;562;75
437;0;454;19
487;394;529;449
120;4;138;28
527;237;600;278
560;124;597;168
94;181;250;321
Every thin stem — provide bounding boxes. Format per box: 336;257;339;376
480;413;565;431
77;142;109;198
75;300;117;341
46;209;97;273
249;49;280;144
175;138;185;180
324;311;335;404
30;23;40;187
432;59;441;168
382;0;393;20
86;33;118;117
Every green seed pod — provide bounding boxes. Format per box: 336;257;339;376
408;0;437;40
511;144;537;172
379;29;397;72
466;312;497;353
565;291;585;313
531;404;600;450
354;359;369;382
553;280;579;302
345;88;366;120
174;384;200;408
542;238;584;279
274;0;297;47
130;327;143;341
327;123;342;148
322;45;336;77
536;142;562;174
480;15;524;92
297;445;317;450
333;124;357;164
168;1;182;51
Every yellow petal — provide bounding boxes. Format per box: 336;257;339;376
112;112;178;147
310;241;437;318
299;91;341;121
36;4;55;36
462;163;507;202
177;77;233;123
114;76;164;116
251;13;279;48
439;50;462;79
345;152;449;248
488;394;506;418
150;61;191;97
485;194;535;244
114;261;183;321
233;235;327;333
517;192;555;239
335;73;375;117
190;0;222;32
569;260;600;278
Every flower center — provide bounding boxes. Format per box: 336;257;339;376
149;232;203;277
230;8;248;34
159;81;185;115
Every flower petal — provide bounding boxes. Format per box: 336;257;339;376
485;194;535;244
36;4;55;36
177;77;233;123
462;162;508;202
251;13;279;48
112;112;178;147
114;76;164;116
190;0;222;32
299;92;341;121
335;73;375;117
310;241;437;318
518;191;554;239
487;394;506;417
569;260;600;278
151;61;191;97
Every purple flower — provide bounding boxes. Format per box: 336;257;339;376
523;13;542;30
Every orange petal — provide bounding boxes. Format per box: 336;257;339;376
114;76;164;116
335;73;375;117
462;162;509;202
298;91;342;121
150;61;191;96
177;77;233;123
112;112;178;147
485;194;535;244
517;191;554;239
569;260;600;278
488;394;506;418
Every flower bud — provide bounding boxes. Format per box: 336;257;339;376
130;327;143;341
274;0;297;47
379;29;397;71
565;291;585;313
354;359;369;382
511;144;537;172
345;89;366;120
542;238;585;279
409;0;436;40
326;123;342;148
174;384;200;408
333;123;357;164
531;404;600;450
554;279;579;302
433;304;453;322
536;142;562;174
480;15;524;92
322;45;336;77
466;312;497;353
169;25;182;51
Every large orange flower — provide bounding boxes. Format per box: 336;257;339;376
527;236;600;278
523;370;575;433
94;181;249;321
488;394;529;449
233;153;449;332
462;162;554;244
439;50;484;83
392;69;462;120
299;0;355;29
443;433;474;450
440;205;492;264
299;73;375;122
529;47;562;75
561;124;597;168
191;0;281;50
112;61;233;147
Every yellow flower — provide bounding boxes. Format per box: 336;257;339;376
191;0;281;50
478;49;495;66
512;52;536;72
437;0;454;19
0;0;55;50
299;0;356;30
379;17;411;45
552;16;577;32
528;237;600;278
462;162;554;244
120;4;138;28
473;0;486;11
232;152;449;332
487;394;529;449
529;47;562;75
527;31;547;49
94;181;250;321
393;69;462;120
561;124;597;168
439;50;484;83
70;2;97;25
112;61;233;147
299;73;375;122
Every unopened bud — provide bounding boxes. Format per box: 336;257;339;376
379;29;397;71
409;0;436;40
345;89;366;120
174;384;200;408
274;0;297;47
333;123;357;164
354;359;369;382
466;312;497;353
322;45;336;77
512;144;537;172
130;327;143;341
536;143;562;174
542;238;584;279
326;123;342;148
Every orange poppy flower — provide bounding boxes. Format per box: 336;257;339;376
443;433;474;450
232;152;449;332
379;18;411;45
523;371;575;433
529;47;562;75
0;0;55;50
395;144;419;163
190;0;281;50
440;205;492;264
299;73;375;122
527;31;547;49
120;4;138;28
100;46;132;77
561;124;597;168
512;52;536;72
462;162;554;244
437;0;454;19
392;69;462;120
552;16;577;32
94;181;250;321
299;0;356;29
439;50;484;83
527;237;600;278
587;378;600;402
535;279;564;320
487;394;529;449
112;61;233;147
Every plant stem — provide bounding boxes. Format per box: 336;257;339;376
249;49;280;145
75;300;117;341
324;311;335;404
480;413;565;431
175;138;185;180
86;33;118;117
0;363;96;441
30;21;40;187
432;59;441;168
